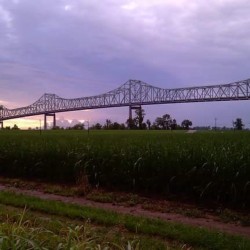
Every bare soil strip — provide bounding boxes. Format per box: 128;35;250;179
0;184;249;238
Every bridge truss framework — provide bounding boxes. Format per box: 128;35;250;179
0;78;250;129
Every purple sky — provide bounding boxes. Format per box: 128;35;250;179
1;0;250;128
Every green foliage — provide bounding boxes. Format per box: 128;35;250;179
154;114;174;129
72;123;85;130
181;119;192;130
0;206;144;250
91;123;102;130
134;108;145;129
0;130;249;207
0;191;249;250
12;124;20;130
233;118;244;130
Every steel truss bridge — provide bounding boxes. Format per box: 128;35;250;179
0;78;250;129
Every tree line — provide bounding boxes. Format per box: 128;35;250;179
67;110;245;131
0;110;245;131
68;109;193;130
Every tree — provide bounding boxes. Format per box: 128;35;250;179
105;119;112;129
91;123;102;130
146;119;151;130
112;122;121;130
181;119;192;130
120;123;126;130
155;117;164;129
151;122;160;130
126;118;136;129
141;122;147;130
72;123;85;130
135;108;145;129
155;114;173;129
171;119;177;130
233;118;244;130
162;114;173;129
52;126;62;130
12;124;19;130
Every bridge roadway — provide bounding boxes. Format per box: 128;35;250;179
0;78;250;128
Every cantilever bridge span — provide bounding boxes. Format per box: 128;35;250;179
0;78;250;128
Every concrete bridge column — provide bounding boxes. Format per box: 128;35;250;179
129;106;132;121
129;105;142;120
44;114;47;130
44;113;56;130
53;114;56;128
128;105;142;129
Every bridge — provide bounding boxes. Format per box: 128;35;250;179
0;78;250;129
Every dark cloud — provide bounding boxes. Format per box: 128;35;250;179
1;0;250;127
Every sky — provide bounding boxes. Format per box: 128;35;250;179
1;0;250;129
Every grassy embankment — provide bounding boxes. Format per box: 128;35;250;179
0;191;249;249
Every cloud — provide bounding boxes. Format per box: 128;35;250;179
0;4;12;28
1;0;250;85
1;0;250;126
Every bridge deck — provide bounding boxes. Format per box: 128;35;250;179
0;79;249;121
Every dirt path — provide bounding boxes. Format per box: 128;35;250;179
0;184;249;238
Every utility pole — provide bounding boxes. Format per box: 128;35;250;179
0;105;3;129
214;118;217;130
84;120;89;136
39;119;41;135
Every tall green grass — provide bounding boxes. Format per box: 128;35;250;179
0;206;144;250
0;191;249;250
0;130;249;207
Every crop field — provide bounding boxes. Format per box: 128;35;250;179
0;130;249;208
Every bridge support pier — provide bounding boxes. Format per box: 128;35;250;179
129;105;142;120
0;121;3;129
128;105;142;129
44;113;56;130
